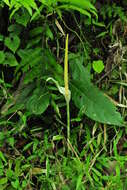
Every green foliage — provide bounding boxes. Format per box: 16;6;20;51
0;0;127;189
101;3;126;22
0;52;18;66
57;0;97;19
26;87;50;115
92;60;104;74
70;55;123;125
4;0;97;21
5;34;20;53
13;9;30;27
4;0;38;18
0;51;5;64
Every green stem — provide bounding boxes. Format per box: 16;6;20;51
67;100;70;143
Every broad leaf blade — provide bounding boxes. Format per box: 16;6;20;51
70;59;123;126
57;0;97;18
5;35;20;53
69;54;91;83
71;80;123;125
92;60;104;73
14;9;30;27
1;83;35;115
26;87;50;115
4;52;18;66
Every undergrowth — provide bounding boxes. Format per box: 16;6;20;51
0;0;127;189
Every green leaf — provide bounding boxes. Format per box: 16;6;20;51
57;5;92;18
76;174;83;190
31;5;44;21
8;24;22;35
3;0;10;6
3;52;18;66
1;83;35;116
0;51;5;64
0;35;4;42
52;135;64;141
6;169;15;179
17;47;42;73
0;177;7;185
69;53;91;83
70;59;123;125
26;87;50;115
14;9;30;27
96;31;108;38
7;137;15;147
5;35;20;53
0;151;6;163
0;159;4;169
92;60;104;73
92;20;105;27
57;0;97;18
43;49;63;84
11;179;20;189
29;26;43;37
45;25;54;40
57;0;96;11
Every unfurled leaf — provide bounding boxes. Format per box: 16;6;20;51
11;179;20;189
66;0;96;11
43;49;63;84
3;52;18;66
92;60;104;73
29;27;43;37
11;0;38;16
3;0;10;6
1;83;35;116
8;24;22;35
0;177;7;185
57;0;97;18
26;87;50;115
70;57;123;125
5;35;20;53
69;54;91;83
14;9;30;27
58;5;92;18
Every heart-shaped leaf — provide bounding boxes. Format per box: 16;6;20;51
5;35;20;53
92;60;104;73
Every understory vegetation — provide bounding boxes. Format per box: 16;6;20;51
0;0;127;189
